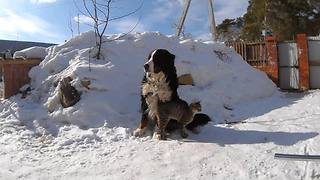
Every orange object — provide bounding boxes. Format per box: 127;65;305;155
296;34;310;90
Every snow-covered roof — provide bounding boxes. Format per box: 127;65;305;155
0;39;55;53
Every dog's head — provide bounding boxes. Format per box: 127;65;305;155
144;49;175;74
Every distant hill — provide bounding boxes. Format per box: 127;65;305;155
0;40;55;54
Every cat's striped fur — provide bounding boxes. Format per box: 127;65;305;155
146;94;201;140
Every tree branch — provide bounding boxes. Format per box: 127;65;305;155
104;15;142;43
109;0;144;21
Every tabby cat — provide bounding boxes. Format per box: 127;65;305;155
146;95;201;140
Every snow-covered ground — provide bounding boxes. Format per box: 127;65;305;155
1;31;319;179
1;91;320;180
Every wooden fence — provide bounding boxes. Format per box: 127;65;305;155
225;41;268;66
0;58;41;98
226;37;279;85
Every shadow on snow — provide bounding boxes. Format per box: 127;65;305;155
187;124;318;146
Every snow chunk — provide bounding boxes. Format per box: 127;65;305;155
13;46;48;59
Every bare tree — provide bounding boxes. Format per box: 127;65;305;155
83;0;111;60
75;0;144;60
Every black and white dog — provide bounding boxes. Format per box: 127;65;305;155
134;49;179;136
134;49;211;137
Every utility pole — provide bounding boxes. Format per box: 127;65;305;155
176;0;191;37
176;0;217;41
77;13;80;35
208;0;217;41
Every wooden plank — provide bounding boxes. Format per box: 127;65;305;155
241;42;244;59
251;45;254;63
253;45;256;63
235;43;238;53
244;43;247;61
258;44;260;64
256;44;260;64
259;44;263;65
3;64;13;98
257;44;260;65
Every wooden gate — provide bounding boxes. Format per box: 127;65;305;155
227;35;314;91
226;37;279;85
225;41;268;66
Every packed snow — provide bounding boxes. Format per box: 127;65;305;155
1;31;319;179
13;46;48;59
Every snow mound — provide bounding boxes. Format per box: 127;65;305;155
3;31;276;140
13;46;48;59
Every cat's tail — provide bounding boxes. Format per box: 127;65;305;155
185;113;212;131
165;113;212;133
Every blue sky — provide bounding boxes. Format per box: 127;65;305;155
0;0;249;43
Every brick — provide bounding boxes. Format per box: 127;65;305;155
264;36;279;85
296;34;310;90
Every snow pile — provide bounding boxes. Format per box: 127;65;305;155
8;31;320;180
13;46;48;59
9;31;276;138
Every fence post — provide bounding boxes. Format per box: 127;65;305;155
296;33;310;91
265;36;279;86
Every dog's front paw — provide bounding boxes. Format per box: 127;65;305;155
152;132;161;140
133;128;146;137
181;131;189;138
152;132;166;140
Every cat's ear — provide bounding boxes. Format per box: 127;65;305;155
191;98;200;104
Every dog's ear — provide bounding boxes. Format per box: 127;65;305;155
169;52;175;61
147;50;154;61
167;52;175;67
147;54;151;61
